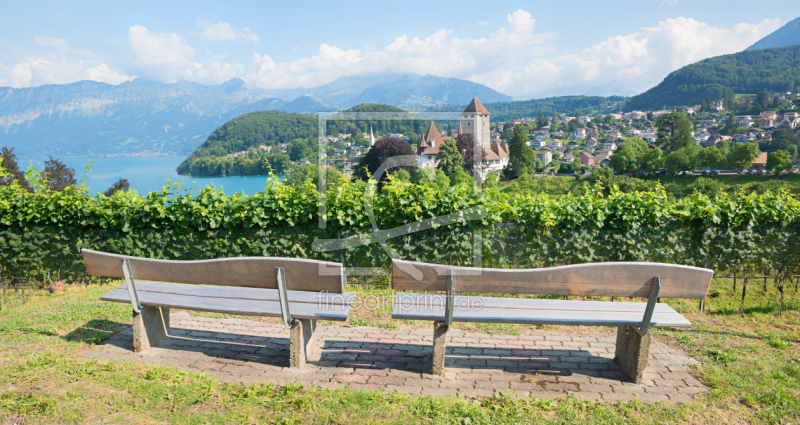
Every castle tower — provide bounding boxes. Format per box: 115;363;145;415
461;97;491;149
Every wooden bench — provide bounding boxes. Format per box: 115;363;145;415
391;259;713;383
82;249;353;369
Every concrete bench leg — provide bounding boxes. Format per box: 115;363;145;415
614;326;650;384
133;306;170;352
431;321;448;376
289;319;317;369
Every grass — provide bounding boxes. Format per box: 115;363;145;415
0;278;799;424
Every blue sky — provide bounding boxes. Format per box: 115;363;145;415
0;1;796;99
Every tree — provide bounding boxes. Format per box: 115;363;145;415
697;146;725;169
507;125;535;179
766;150;793;173
447;123;453;137
609;138;647;173
449;167;473;187
42;157;76;191
641;147;664;172
104;178;130;197
729;142;761;170
663;147;696;172
436;139;463;176
288;138;313;161
354;138;416;183
772;128;798;153
757;90;770;110
723;88;735;111
536;110;548;128
0;147;32;192
724;112;737;134
655;112;694;152
267;154;291;173
455;133;479;176
411;167;449;191
701;98;709;113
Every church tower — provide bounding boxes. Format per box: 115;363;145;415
461;97;491;149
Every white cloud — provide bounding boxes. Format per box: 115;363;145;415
0;37;133;88
34;35;69;51
128;25;196;81
0;11;784;99
246;9;555;91
196;19;260;43
660;0;683;7
510;17;782;96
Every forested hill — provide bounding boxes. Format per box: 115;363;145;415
176;103;433;177
626;45;800;111
432;96;625;121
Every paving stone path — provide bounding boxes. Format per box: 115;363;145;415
83;312;706;402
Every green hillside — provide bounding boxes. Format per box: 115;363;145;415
434;96;625;122
176;103;433;177
626;45;800;111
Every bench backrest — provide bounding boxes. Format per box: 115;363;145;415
392;259;713;299
82;249;345;294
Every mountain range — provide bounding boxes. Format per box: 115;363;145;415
747;16;800;51
0;73;510;157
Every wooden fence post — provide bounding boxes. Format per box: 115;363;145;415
739;277;748;317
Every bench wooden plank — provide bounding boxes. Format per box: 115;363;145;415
82;249;344;293
392;295;691;327
111;280;355;306
101;288;351;321
392;259;712;299
394;293;679;313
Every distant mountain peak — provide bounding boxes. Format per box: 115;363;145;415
746;16;800;51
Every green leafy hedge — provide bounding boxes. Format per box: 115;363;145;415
1;178;798;287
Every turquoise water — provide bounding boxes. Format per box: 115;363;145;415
21;156;283;196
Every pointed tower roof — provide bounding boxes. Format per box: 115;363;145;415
418;121;444;155
463;97;490;115
458;120;463;135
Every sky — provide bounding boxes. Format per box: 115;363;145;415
0;1;797;99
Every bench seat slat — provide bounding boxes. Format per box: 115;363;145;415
394;293;679;313
101;284;352;321
109;280;355;306
392;294;691;328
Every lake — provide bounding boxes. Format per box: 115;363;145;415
20;156;284;196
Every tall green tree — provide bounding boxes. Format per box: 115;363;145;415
507;124;535;178
766;150;793;173
772;128;798;153
723;88;735;111
729;142;761;170
655;112;694;152
641;147;664;172
436;139;464;176
663;147;697;172
0;147;32;192
697;146;726;169
609;138;648;173
757;90;770;110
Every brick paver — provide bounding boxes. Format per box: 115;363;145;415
83;311;706;402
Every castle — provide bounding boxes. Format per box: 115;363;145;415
416;97;509;177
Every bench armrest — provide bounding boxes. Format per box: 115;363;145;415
638;276;661;336
122;259;143;314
